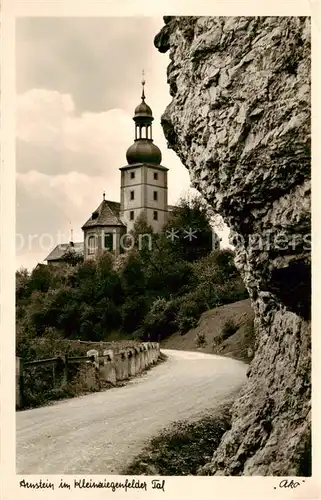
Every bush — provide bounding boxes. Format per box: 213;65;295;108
121;295;149;334
142;298;179;341
178;315;199;334
191;250;248;309
16;326;62;361
175;292;207;334
21;360;99;409
214;280;248;305
146;257;195;298
195;332;207;348
221;318;239;340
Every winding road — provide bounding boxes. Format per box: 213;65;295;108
16;349;247;474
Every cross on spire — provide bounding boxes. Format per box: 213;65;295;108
103;191;105;201
141;69;146;101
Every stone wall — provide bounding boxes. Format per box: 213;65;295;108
155;16;311;476
86;342;160;388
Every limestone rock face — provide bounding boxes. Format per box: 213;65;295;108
155;16;311;475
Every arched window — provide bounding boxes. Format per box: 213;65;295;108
88;235;96;255
104;233;113;251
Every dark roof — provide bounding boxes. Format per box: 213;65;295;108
82;199;125;229
126;139;162;165
134;101;153;119
119;163;168;172
45;242;84;262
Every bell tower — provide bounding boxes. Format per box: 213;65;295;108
120;74;168;233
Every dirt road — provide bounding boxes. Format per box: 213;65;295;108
16;349;247;474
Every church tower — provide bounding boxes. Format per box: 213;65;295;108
120;76;168;233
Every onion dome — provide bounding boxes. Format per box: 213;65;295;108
133;75;153;122
126;139;162;165
134;101;153;119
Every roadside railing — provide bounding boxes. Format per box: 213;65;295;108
16;342;160;409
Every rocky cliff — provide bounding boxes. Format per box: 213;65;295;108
155;16;311;475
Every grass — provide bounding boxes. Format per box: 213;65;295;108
122;400;234;476
162;299;255;362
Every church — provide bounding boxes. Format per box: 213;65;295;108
45;78;173;265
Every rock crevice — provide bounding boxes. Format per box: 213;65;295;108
155;16;311;475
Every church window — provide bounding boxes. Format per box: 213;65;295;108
154;172;158;180
104;233;113;251
88;235;96;255
130;190;135;200
130;171;135;179
153;191;158;201
130;211;135;220
153;211;158;221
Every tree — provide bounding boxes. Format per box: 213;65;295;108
62;249;84;266
130;212;154;238
16;267;30;300
164;194;216;262
120;250;146;296
28;264;52;293
129;212;156;260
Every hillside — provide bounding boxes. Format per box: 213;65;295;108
161;299;255;363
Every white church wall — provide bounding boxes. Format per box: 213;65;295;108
83;226;125;260
122;167;143;186
146;208;168;233
122;185;144;210
145;184;168;209
146;168;167;188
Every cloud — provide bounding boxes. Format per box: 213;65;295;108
16;86;190;198
17;88;133;176
16;17;165;113
16;168;121;239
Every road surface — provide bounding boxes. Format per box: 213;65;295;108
16;349;247;474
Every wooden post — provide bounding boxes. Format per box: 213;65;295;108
16;357;24;409
87;349;100;390
52;364;56;388
62;354;68;385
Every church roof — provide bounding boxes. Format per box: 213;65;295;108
119;163;168;171
45;242;84;262
126;139;162;165
133;74;153;122
82;199;125;229
134;101;153;119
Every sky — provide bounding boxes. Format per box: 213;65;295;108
16;17;230;270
